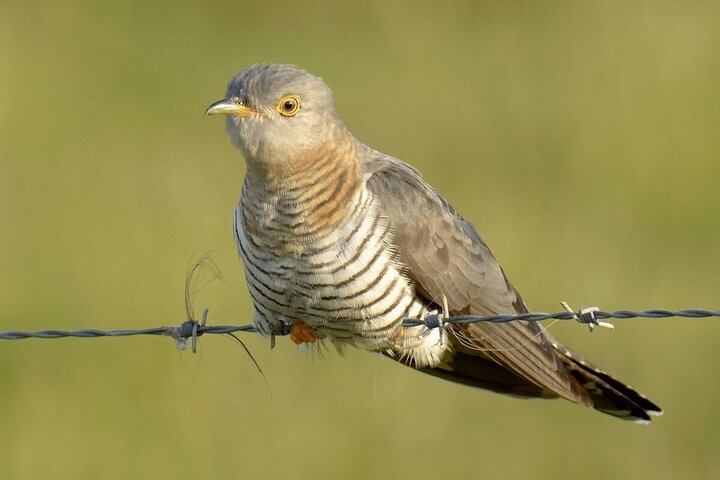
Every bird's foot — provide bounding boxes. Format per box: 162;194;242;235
390;326;405;341
290;320;325;345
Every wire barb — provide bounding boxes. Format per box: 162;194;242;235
560;301;614;332
167;308;209;352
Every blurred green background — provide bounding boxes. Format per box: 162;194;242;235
1;1;719;479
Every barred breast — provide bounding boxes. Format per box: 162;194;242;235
234;142;448;366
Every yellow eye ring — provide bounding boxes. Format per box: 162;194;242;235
276;95;300;116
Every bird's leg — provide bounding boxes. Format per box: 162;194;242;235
290;320;326;345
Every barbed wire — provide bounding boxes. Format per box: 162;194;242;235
1;307;718;351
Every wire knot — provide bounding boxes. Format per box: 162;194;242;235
424;313;444;330
560;301;614;332
166;308;208;353
578;307;599;325
177;320;197;338
422;294;451;342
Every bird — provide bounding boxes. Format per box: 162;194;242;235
206;63;662;422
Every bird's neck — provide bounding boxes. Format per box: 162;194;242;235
240;136;364;241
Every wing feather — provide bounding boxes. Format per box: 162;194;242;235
362;149;588;404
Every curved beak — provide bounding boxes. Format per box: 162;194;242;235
205;98;255;117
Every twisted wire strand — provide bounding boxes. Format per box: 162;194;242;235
1;309;718;342
0;324;257;341
402;309;720;327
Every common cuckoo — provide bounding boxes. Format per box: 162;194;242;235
206;64;661;422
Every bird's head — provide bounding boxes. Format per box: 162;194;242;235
206;64;345;170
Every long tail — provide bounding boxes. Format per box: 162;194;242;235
416;343;662;422
552;343;663;422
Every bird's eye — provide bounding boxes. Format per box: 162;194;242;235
276;95;300;116
235;98;246;107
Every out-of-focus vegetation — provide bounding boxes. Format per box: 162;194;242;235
1;1;719;478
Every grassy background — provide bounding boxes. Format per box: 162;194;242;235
2;1;719;478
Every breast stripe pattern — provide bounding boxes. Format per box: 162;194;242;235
235;181;442;362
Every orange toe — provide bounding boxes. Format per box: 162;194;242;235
390;326;405;341
290;320;321;345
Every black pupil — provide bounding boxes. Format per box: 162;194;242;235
283;100;295;111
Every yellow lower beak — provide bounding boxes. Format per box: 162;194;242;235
205;98;255;117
